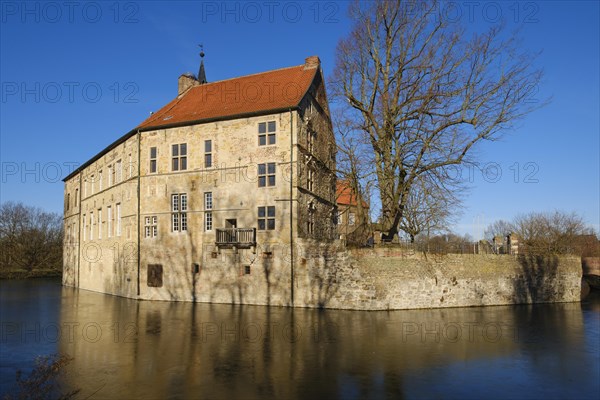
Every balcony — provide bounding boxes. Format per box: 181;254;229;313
215;228;256;249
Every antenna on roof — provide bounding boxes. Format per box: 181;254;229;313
197;44;207;84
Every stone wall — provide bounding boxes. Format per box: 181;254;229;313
299;248;582;310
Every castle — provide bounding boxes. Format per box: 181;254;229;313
62;54;338;305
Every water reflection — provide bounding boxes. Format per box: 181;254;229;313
1;281;599;399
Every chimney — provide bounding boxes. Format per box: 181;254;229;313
178;73;199;96
304;56;320;70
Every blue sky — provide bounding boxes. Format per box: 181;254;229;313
0;1;598;238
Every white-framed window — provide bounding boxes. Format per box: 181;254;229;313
171;193;188;232
172;143;187;171
204;192;213;231
90;175;95;195
149;147;157;173
307;131;316;153
307;167;314;192
204;140;212;168
108;165;114;186
98;208;102;239
348;212;356;226
337;211;343;225
107;206;112;238
258;163;276;187
98;170;103;191
258;206;275;230
116;203;121;236
258;121;276;146
145;216;158;238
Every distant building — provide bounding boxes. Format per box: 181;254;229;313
336;180;369;244
62;54;337;303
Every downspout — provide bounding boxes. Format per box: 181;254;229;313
77;173;82;287
289;109;294;307
136;130;141;296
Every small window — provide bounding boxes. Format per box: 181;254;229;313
98;170;103;191
258;163;276;187
258;121;276;146
83;214;86;241
145;216;158;238
116;160;122;183
149;147;157;173
89;212;94;240
204;140;212;168
66;193;70;211
349;212;356;226
75;188;78;208
147;264;163;287
90;175;95;195
258;206;275;230
307;131;316;154
172;143;187;171
337;211;343;225
244;265;251;275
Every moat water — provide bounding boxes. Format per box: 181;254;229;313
1;278;599;399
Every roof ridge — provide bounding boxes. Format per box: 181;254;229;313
185;63;305;89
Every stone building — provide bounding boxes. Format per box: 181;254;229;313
62;55;337;305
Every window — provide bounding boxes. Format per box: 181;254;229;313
116;203;121;236
349;212;356;226
307;131;316;153
107;206;112;238
98;170;103;191
108;165;114;186
75;189;78;208
149;147;157;173
83;214;86;241
204;192;213;231
172;143;187;171
90;175;95;195
258;206;275;230
145;216;158;238
307;167;314;192
258;163;276;187
98;209;102;239
337;211;343;225
204;140;212;168
89;212;94;240
171;194;188;232
147;264;163;287
116;160;122;183
258;121;276;146
84;179;88;197
307;214;314;235
66;193;70;211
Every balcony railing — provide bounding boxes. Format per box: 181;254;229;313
215;228;256;249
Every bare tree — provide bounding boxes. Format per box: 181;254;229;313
399;172;462;243
0;202;63;272
484;219;515;241
330;0;545;240
512;211;593;255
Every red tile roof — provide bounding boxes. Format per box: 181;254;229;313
337;181;369;208
137;62;319;130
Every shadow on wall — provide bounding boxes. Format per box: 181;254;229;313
512;254;564;304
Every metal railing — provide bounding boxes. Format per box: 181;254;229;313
215;228;256;248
